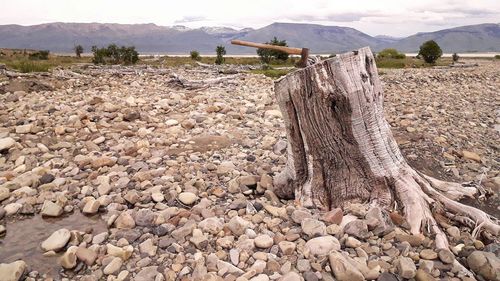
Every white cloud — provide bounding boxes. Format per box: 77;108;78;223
0;0;499;36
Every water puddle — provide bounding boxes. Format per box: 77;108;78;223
0;212;107;278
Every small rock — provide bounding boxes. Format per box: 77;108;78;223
0;187;10;201
396;257;416;279
227;216;250;236
437;248;454;264
76;247;97;266
82;198;100;214
280;271;301;281
114;212;135;229
301;218;327;237
178;192;198;205
0;260;27;281
199;217;223;234
321;208;343;225
467;251;500;281
217;260;244;276
279;241;296;255
420;249;438;260
39;173;55;184
135;266;159;281
59;246;77;269
329;252;364;281
189;229;208;249
91;156;116;169
291;209;312;224
395;233;425;247
139;239;157;256
462;150;481;162
107;244;133;260
103;257;123;275
343;219;369;239
151;192;164;202
41;228;71;251
345;237;362;248
255;234;273;248
0;138;16;151
304;236;340;256
415;269;436;281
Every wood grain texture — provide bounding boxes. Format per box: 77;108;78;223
272;47;498;246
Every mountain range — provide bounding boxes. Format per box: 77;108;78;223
0;22;498;54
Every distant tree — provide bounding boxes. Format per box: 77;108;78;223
257;37;289;63
74;45;84;58
215;45;226;65
190;50;201;61
452;53;459;63
91;44;138;65
377;48;406;59
418;40;442;64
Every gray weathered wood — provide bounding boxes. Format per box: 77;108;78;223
272;47;499;249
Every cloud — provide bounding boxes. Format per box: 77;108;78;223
286;12;387;23
174;16;208;24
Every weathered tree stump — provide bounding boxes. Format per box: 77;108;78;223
273;47;498;248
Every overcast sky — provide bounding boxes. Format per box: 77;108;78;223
1;0;499;37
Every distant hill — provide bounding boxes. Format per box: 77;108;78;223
0;22;498;54
229;22;383;54
386;23;500;52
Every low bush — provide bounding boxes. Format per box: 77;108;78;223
8;60;50;72
91;44;139;65
29;50;50;60
190;50;201;61
377;48;405;59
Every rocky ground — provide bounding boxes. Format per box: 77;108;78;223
0;60;498;281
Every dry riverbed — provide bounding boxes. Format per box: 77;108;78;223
0;60;499;281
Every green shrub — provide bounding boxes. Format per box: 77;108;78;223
8;60;50;73
257;37;289;63
418;40;442;64
74;45;84;58
215;45;226;65
29;50;50;60
190;50;201;61
452;53;459;62
91;44;138;65
250;68;290;78
377;48;405;59
495;54;500;59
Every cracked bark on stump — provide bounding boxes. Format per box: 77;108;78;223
272;47;499;248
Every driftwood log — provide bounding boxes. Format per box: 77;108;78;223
272;47;498;248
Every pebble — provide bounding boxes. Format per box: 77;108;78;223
0;260;27;281
82;198;100;214
304;236;340;256
178;192;198;205
41;228;71;252
254;234;273;248
103;257;123;275
467;251;500;281
397;257;417;279
301;218;327;237
0;137;16;151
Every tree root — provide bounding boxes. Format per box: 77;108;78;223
392;166;499;249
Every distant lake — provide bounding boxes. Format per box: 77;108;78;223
56;52;499;58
